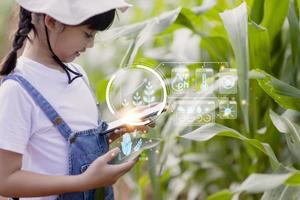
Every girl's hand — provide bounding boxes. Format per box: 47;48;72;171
80;147;137;190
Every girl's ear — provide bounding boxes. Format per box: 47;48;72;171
44;15;64;33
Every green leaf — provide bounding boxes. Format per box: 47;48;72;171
286;172;300;185
269;110;289;133
220;2;250;132
210;172;300;196
248;22;271;69
262;185;300;200
192;0;216;15
116;8;187;66
98;8;181;42
250;0;264;24
298;0;300;17
237;172;300;194
270;109;300;163
288;0;300;78
125;21;157;66
180;123;280;170
173;7;205;35
207;190;233;200
200;36;233;61
234;173;292;193
261;0;289;42
100;3;215;43
119;40;136;67
252;69;300;111
288;0;300;62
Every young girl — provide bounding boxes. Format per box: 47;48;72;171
0;0;146;199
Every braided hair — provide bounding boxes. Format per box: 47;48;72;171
0;7;33;75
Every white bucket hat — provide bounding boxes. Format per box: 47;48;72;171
16;0;132;25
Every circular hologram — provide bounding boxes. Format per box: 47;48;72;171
106;65;167;126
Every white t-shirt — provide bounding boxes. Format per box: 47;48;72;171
0;56;99;200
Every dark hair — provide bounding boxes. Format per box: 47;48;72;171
0;8;116;76
0;7;33;75
79;9;116;31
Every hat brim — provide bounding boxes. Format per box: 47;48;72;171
16;0;132;25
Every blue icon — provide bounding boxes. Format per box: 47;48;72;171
134;139;143;152
196;68;214;92
121;133;132;156
121;134;144;156
224;108;232;116
219;100;237;119
201;73;208;90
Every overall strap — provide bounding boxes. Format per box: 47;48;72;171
2;74;73;142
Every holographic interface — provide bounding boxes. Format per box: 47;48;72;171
156;62;238;127
106;62;238;161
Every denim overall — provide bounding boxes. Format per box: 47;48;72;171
2;73;114;200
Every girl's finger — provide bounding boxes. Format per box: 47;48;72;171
111;157;137;175
114;127;127;134
104;147;120;163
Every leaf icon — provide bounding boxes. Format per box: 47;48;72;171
134;138;143;152
121;133;132;156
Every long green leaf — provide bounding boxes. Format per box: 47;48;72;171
99;3;215;43
234;173;292;193
180;123;280;170
98;8;181;42
252;69;300;111
288;0;300;88
210;172;300;197
220;2;250;132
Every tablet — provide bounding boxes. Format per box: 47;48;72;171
103;102;167;135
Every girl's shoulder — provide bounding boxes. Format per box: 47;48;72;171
0;76;34;109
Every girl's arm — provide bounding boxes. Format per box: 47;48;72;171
0;148;135;198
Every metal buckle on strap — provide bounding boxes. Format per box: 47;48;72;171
68;132;77;144
53;117;62;126
101;121;108;131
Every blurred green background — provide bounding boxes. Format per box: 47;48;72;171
2;0;300;199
